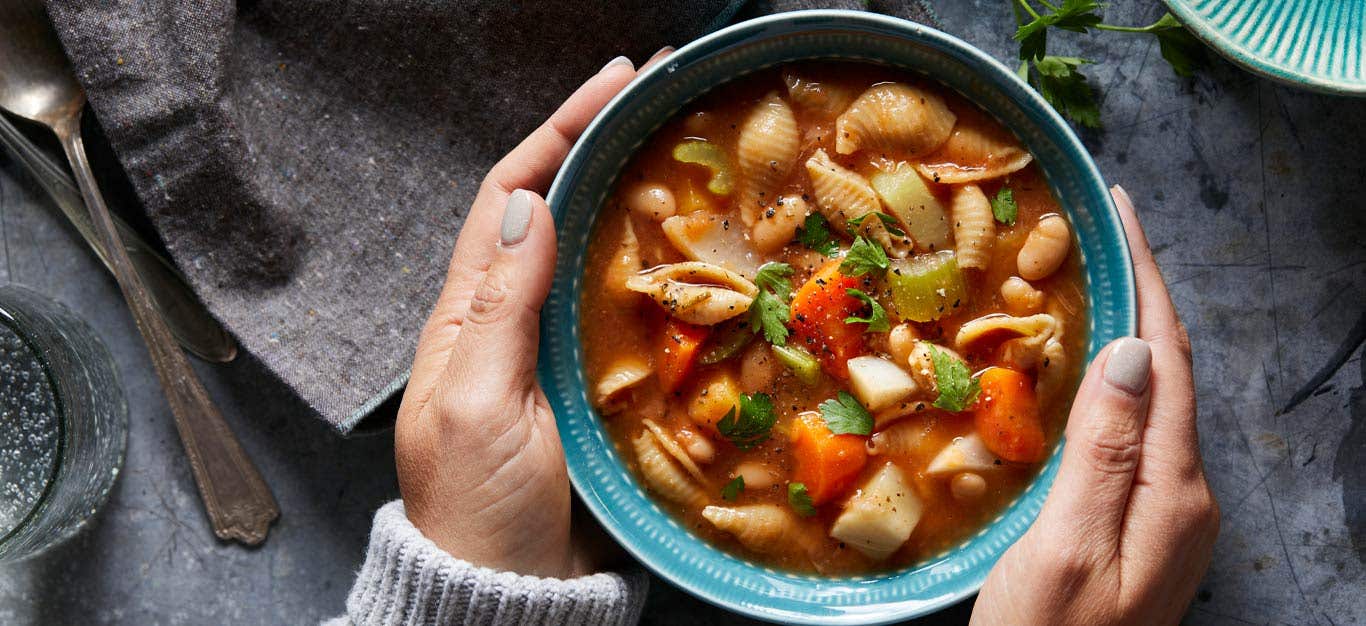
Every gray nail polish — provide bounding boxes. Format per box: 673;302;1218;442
501;189;533;246
651;46;675;58
1104;337;1152;395
1110;184;1134;210
600;55;634;73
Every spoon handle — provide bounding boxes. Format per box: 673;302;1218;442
0;113;238;363
56;121;279;546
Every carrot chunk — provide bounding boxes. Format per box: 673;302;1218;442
788;259;866;380
974;367;1046;463
658;319;710;393
790;412;868;506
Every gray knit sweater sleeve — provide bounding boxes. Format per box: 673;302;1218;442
325;501;648;626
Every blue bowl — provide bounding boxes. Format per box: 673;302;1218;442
539;11;1136;624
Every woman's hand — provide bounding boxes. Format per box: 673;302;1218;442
392;50;670;579
971;186;1220;625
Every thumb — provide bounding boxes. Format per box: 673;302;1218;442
442;189;557;398
1037;336;1153;550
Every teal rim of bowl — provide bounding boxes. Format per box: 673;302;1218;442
1163;0;1366;97
539;10;1137;624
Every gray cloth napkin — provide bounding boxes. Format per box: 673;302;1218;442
45;0;935;432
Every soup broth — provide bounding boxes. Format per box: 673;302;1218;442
579;62;1088;575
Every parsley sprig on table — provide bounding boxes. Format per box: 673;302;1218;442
718;392;778;450
749;262;794;346
1012;0;1206;128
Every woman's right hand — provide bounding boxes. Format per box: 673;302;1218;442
971;185;1220;625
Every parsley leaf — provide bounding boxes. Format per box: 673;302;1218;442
927;344;981;412
788;482;817;517
721;475;745;501
991;187;1019;225
844;289;890;333
748;262;794;346
797;213;838;256
1033;56;1101;129
818;391;874;436
1014;0;1103;61
839;236;890;277
718;392;777;450
1150;13;1205;77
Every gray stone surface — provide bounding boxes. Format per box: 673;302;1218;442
0;0;1362;623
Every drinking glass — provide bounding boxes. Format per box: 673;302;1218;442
0;284;126;561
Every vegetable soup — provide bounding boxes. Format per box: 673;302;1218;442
579;62;1088;575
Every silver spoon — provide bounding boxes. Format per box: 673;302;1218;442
0;111;238;362
0;0;278;544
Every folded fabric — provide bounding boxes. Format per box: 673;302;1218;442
46;0;933;432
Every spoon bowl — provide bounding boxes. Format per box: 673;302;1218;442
0;0;84;128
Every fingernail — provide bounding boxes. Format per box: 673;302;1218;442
600;55;633;73
500;189;533;246
1110;184;1134;211
651;46;675;58
1104;337;1152;396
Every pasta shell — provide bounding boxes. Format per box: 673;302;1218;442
593;356;652;412
702;504;805;555
661;212;763;277
736;93;800;227
867;418;934;457
625;262;758;325
603;217;644;306
642;418;710;486
805;149;912;256
634;430;709;508
916;124;1032;184
950;184;995;270
835;83;956;158
783;69;856;117
955;313;1058;353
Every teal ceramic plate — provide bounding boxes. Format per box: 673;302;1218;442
539;10;1136;624
1164;0;1366;96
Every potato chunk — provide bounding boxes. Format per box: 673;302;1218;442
846;356;918;412
829;463;923;560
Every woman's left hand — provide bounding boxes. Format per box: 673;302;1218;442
393;49;670;579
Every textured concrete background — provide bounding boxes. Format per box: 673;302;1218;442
1;0;1362;623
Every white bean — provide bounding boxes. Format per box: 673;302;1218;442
950;472;987;502
1000;276;1045;315
734;461;778;490
887;323;919;367
1017;214;1071;280
676;428;716;465
739;341;781;391
622;182;677;221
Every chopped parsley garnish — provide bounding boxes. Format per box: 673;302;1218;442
748;262;793;346
927;344;982;412
844;289;890;333
721;475;745;501
797;213;839;256
788;482;817;517
718;392;778;450
991;187;1018;225
838;236;889;277
818;391;874;436
848;212;906;238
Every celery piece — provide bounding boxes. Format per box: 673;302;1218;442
887;250;968;322
672;140;735;196
699;321;755;365
869;164;952;252
771;343;822;386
